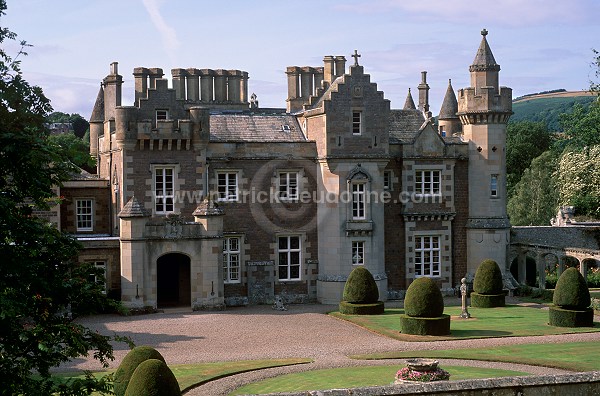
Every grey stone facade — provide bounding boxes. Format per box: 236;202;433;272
60;30;512;308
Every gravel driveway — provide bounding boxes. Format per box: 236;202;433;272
63;302;600;395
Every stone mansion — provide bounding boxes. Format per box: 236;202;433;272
55;30;512;309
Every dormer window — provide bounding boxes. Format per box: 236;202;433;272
282;124;291;133
352;111;362;135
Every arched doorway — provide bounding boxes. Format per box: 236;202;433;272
157;253;191;307
510;256;537;286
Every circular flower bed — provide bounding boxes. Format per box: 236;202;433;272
395;366;450;382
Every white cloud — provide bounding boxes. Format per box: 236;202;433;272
141;0;181;63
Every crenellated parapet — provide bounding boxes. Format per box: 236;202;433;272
457;86;512;125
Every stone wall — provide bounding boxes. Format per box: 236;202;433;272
275;371;600;396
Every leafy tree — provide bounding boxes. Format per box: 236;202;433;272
48;131;95;171
556;145;600;218
0;1;122;394
508;150;560;225
591;48;600;94
558;100;600;149
506;121;552;196
47;112;89;138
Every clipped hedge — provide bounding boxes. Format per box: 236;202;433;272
339;301;384;315
400;314;451;336
553;267;591;310
473;259;504;295
114;346;166;396
549;305;594;327
343;266;380;304
124;359;181;396
471;292;506;308
404;277;444;318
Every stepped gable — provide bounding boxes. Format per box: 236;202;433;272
209;112;306;142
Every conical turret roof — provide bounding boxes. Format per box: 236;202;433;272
119;196;150;218
89;84;105;123
438;79;458;120
470;29;500;72
403;88;416;110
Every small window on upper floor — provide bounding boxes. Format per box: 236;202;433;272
156;109;168;123
439;125;446;137
415;170;441;195
76;199;93;231
352;111;362;135
383;171;392;191
491;174;499;197
217;171;238;202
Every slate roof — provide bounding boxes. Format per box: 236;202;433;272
388;109;426;143
90;85;104;123
119;196;150;218
403;89;417;110
512;226;600;251
439;80;459;119
209;113;307;142
471;31;499;71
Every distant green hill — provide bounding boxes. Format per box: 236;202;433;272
511;93;596;131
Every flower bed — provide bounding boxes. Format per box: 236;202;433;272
395;366;450;382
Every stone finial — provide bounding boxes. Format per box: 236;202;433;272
193;198;224;216
352;49;361;66
481;28;488;36
119;196;150;218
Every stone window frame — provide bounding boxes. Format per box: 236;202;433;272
216;170;239;202
414;234;441;278
277;234;302;281
351;109;363;135
383;170;393;191
490;174;499;198
351;182;366;220
87;260;107;294
75;198;94;232
277;170;300;201
223;236;241;284
155;109;169;124
152;165;178;215
414;168;442;196
352;241;365;266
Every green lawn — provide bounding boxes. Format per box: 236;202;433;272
330;305;600;341
55;358;312;394
229;365;530;395
352;341;600;372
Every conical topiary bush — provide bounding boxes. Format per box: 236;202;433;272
124;359;181;396
400;277;450;335
471;259;506;308
549;267;593;327
339;267;384;315
114;346;166;396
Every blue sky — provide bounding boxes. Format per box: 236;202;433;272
4;0;600;117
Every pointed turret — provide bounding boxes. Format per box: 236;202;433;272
438;79;460;136
403;88;416;110
89;84;105;160
470;29;500;72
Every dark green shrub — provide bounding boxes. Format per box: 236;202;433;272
339;301;384;315
404;277;444;318
124;359;181;396
553;267;591;309
114;346;166;396
549;305;594;327
470;293;506;308
473;259;503;295
400;314;451;336
342;266;379;304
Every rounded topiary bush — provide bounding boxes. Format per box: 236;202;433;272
114;346;166;396
553;267;591;309
473;259;503;295
342;266;379;304
401;278;449;336
124;359;181;396
404;277;444;318
549;267;593;327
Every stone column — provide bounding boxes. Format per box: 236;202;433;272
148;68;164;89
186;68;200;101
214;69;228;102
200;69;214;103
518;252;527;284
537;251;546;289
300;67;314;98
227;70;242;103
323;56;335;84
240;71;249;103
171;68;187;100
133;67;149;105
